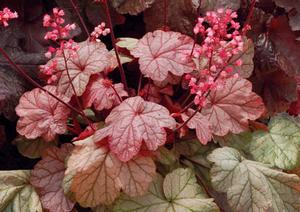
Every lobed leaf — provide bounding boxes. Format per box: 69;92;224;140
54;40;116;98
202;76;265;136
15;85;70;141
182;109;212;145
66;136;156;207
208;147;300;212
114;168;219;211
0;170;42;212
13;136;57;159
101;96;176;162
130;30;195;82
82;76;128;111
250;115;300;170
30;144;74;212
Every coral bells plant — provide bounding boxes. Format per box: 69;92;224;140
1;0;300;211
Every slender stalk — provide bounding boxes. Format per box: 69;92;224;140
163;0;168;30
102;0;128;91
0;47;85;117
137;74;142;96
110;85;123;102
61;51;91;124
69;0;90;38
242;0;256;35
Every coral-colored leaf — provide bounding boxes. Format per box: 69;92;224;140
16;86;70;141
30;144;74;212
100;96;176;161
66;136;156;207
54;40;116;98
182;109;212;145
130;30;195;82
82;77;128;111
202;76;265;136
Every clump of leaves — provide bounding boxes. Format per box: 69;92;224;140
1;0;300;211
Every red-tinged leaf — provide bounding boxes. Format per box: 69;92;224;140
202;76;265;136
54;40;117;98
16;86;71;141
116;155;156;196
82;77;128;111
97;96;176;162
130;30;195;82
66;136;156;207
30;144;74;212
67;139;121;207
269;16;300;76
182;109;212;145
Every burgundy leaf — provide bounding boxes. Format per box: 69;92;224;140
130;30;195;82
111;0;156;15
269;16;300;76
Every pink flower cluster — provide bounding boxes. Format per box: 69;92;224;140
41;8;79;84
90;22;110;42
0;7;18;27
187;9;244;107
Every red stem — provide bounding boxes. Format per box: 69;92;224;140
137;74;142;96
242;0;256;35
61;51;91;125
163;0;168;30
110;85;123;102
69;0;90;38
0;47;86;118
103;0;128;91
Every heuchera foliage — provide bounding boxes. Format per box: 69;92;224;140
1;0;300;211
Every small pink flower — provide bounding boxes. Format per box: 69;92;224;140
0;7;18;27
